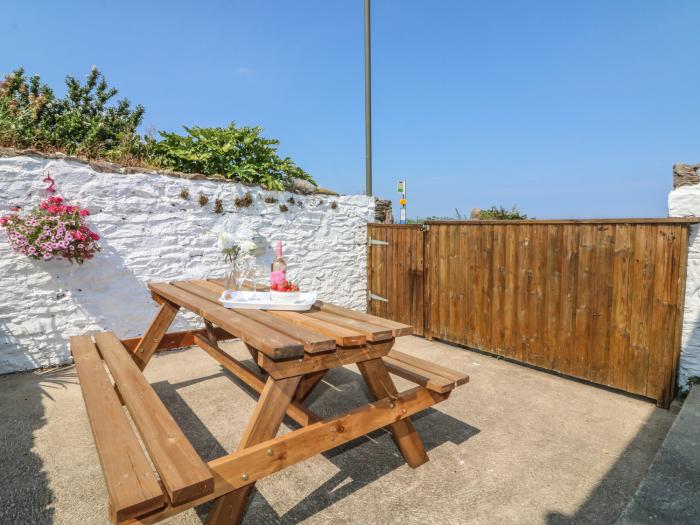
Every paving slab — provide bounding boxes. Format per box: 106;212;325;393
0;336;676;524
616;385;700;525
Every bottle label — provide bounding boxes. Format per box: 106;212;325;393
270;270;286;284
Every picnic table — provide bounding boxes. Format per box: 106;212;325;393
70;278;469;525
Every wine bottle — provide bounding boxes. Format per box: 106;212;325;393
270;240;287;285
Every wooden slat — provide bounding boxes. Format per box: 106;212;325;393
315;301;413;336
70;336;165;523
150;282;304;360
302;308;393;342
357;359;429;468
192;334;318;427
256;340;394;379
608;224;633;390
265;309;366;347
173;280;336;354
293;371;328;403
93;332;214;505
626;225;657;396
387;350;469;385
132;300;180;370
125;386;446;525
384;351;468;393
121;327;234;353
205;376;301;525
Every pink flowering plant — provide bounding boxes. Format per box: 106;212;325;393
1;195;100;263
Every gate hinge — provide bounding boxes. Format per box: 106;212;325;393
422;224;430;232
368;291;389;302
368;238;389;246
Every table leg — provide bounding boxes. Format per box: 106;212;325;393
357;358;429;468
244;343;265;375
293;370;328;403
205;375;301;525
132;299;180;370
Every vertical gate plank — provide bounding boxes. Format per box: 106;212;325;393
438;225;449;340
647;226;681;404
515;225;530;362
491;225;506;354
558;225;580;376
503;225;518;358
572;225;595;380
627;225;657;396
543;225;563;371
589;224;615;386
609;224;634;389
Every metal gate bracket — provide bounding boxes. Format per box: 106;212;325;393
368;238;389;246
368;291;389;302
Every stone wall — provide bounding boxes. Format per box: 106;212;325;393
0;154;375;373
669;164;700;389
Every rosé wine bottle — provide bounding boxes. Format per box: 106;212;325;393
270;240;287;285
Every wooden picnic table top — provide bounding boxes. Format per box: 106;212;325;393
148;278;414;362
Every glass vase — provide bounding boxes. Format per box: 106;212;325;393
223;257;238;299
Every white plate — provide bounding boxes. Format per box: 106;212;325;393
218;290;317;311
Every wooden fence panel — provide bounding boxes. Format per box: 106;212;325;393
368;220;692;407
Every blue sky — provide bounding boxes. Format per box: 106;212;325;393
2;1;699;219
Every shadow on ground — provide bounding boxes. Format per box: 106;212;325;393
545;407;675;524
152;362;479;524
0;367;76;524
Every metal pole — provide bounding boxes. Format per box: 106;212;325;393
364;0;373;196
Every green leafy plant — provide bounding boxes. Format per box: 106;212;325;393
150;123;315;191
1;68;317;190
478;205;528;220
0;67;144;161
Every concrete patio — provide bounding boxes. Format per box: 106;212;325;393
0;336;676;525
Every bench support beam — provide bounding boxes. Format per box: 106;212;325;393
358;358;429;468
123;386;445;525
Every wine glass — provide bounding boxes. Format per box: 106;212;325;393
233;268;246;292
251;265;264;298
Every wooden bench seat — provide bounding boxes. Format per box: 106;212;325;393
70;336;166;522
384;350;469;393
71;332;215;523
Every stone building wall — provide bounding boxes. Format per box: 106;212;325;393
0;153;375;373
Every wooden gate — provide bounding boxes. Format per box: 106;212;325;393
367;224;425;336
368;219;694;407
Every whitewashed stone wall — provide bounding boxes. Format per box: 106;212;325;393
669;185;700;389
0;155;374;374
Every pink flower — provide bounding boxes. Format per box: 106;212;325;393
79;209;89;216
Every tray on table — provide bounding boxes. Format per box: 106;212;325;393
218;290;317;311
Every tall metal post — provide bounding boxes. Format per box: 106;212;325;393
364;0;373;196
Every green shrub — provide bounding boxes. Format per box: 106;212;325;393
0;67;144;161
150;123;315;191
478;205;527;220
1;67;316;190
